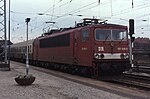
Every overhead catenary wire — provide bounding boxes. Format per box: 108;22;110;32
132;0;134;8
11;0;150;41
52;0;118;21
113;2;150;17
43;0;76;15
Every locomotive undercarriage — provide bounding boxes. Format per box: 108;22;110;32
10;56;92;77
94;61;131;76
31;60;130;78
31;60;92;77
11;57;130;78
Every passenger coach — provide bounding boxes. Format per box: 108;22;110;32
10;39;34;63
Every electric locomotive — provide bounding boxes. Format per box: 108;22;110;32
32;18;131;77
10;18;133;77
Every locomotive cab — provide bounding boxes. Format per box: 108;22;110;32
74;18;131;76
93;25;131;75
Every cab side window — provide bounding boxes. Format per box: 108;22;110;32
82;29;89;42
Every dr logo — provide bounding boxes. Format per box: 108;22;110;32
98;47;104;51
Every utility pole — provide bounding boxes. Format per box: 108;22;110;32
15;18;35;86
0;0;10;70
4;0;7;64
25;18;30;75
8;0;11;68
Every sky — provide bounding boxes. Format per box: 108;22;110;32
3;0;150;43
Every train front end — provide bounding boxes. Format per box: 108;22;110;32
93;24;131;75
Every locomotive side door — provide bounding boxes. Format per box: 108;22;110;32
33;39;39;61
73;31;79;64
73;28;92;66
79;28;91;66
35;43;38;60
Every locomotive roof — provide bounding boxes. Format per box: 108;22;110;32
11;39;34;48
38;23;127;40
38;19;127;39
93;23;127;28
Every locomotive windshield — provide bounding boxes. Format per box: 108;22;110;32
95;29;127;41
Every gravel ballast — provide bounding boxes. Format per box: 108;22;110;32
0;62;149;99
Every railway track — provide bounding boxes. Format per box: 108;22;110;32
109;72;150;91
132;64;150;74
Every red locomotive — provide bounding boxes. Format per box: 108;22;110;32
10;18;132;77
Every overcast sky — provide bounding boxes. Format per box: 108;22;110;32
6;0;150;43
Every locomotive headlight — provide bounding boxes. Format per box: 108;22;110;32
124;53;129;59
94;53;99;59
100;54;104;59
120;53;129;59
120;54;125;59
94;53;104;59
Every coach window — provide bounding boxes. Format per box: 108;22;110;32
29;45;30;53
82;29;89;42
28;46;29;53
30;45;32;53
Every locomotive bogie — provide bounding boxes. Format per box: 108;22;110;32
95;61;130;75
